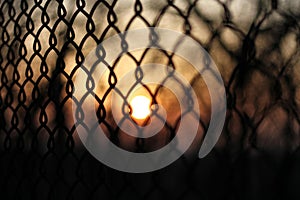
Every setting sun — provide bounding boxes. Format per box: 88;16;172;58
130;95;151;120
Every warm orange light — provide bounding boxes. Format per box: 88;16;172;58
130;95;151;120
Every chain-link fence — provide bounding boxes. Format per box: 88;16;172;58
1;0;300;199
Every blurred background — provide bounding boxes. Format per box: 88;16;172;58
0;0;300;199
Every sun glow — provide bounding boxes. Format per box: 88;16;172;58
130;95;151;120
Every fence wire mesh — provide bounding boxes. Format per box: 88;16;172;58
0;0;300;199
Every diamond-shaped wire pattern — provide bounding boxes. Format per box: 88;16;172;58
0;0;300;199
